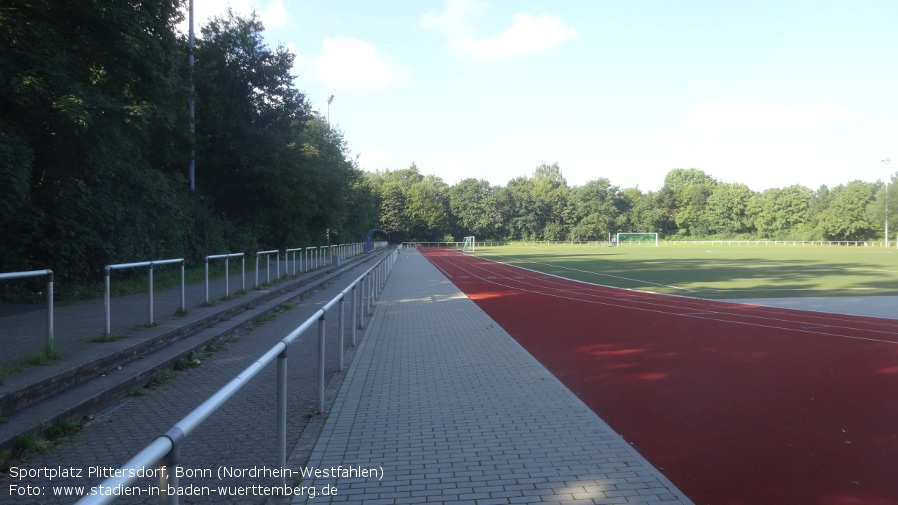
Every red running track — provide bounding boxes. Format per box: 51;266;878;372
420;248;898;505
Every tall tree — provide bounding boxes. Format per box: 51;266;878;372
703;183;756;236
817;181;878;241
194;9;312;242
565;178;620;241
448;178;500;239
0;0;190;279
751;185;813;239
662;168;717;236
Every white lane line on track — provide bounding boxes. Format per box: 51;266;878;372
483;253;701;293
463;254;898;332
427;251;898;346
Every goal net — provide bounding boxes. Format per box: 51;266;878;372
462;236;476;253
616;232;659;247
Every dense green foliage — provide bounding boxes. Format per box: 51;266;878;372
1;2;374;285
367;163;897;243
2;1;893;291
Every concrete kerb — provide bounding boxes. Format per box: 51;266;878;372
0;250;392;453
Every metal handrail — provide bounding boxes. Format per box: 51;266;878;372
104;259;185;336
76;248;398;505
204;253;245;303
254;250;280;288
0;269;54;350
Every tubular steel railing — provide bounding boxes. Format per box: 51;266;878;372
76;248;398;505
254;250;280;288
204;253;245;304
0;269;54;350
285;247;303;275
104;259;185;337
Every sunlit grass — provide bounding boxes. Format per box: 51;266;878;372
475;243;898;299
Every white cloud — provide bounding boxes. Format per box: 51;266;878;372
687;100;861;134
422;0;576;60
177;0;287;34
358;148;388;170
310;38;411;91
421;0;484;38
259;0;288;29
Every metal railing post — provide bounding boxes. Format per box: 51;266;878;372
1;270;56;349
148;264;154;325
369;270;375;311
338;295;345;371
317;314;326;413
351;283;358;344
204;258;210;304
160;427;184;505
180;261;185;312
104;267;112;336
46;272;54;348
277;349;288;485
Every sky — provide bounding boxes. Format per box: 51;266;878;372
180;0;898;192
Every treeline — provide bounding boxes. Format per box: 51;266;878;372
1;2;377;284
366;163;897;244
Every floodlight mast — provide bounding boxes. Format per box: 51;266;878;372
327;95;334;124
884;159;892;248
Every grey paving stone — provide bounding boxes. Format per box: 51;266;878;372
292;249;692;505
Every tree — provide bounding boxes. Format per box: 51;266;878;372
194;9;312;242
566;178;620;241
448;178;501;239
869;172;898;242
703;183;756;236
530;163;569;240
617;188;663;234
817;181;877;241
662;168;717;237
406;175;451;241
751;185;813;239
0;0;191;279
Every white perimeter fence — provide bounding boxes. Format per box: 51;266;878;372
74;247;398;505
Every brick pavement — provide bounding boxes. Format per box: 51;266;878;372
294;249;693;505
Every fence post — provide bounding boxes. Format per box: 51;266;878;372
148;264;154;325
317;314;326;413
204;258;210;304
104;267;112;336
351;283;358;345
339;294;345;371
180;260;185;312
46;272;54;349
277;348;288;485
160;427;184;505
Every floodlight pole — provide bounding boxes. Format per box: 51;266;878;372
188;0;196;191
884;159;892;248
327;95;334;124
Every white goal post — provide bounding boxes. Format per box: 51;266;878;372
463;236;476;252
615;232;659;247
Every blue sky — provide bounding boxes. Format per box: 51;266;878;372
182;0;898;192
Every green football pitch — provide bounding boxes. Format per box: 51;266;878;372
473;244;898;299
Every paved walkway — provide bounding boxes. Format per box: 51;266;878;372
294;249;692;505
